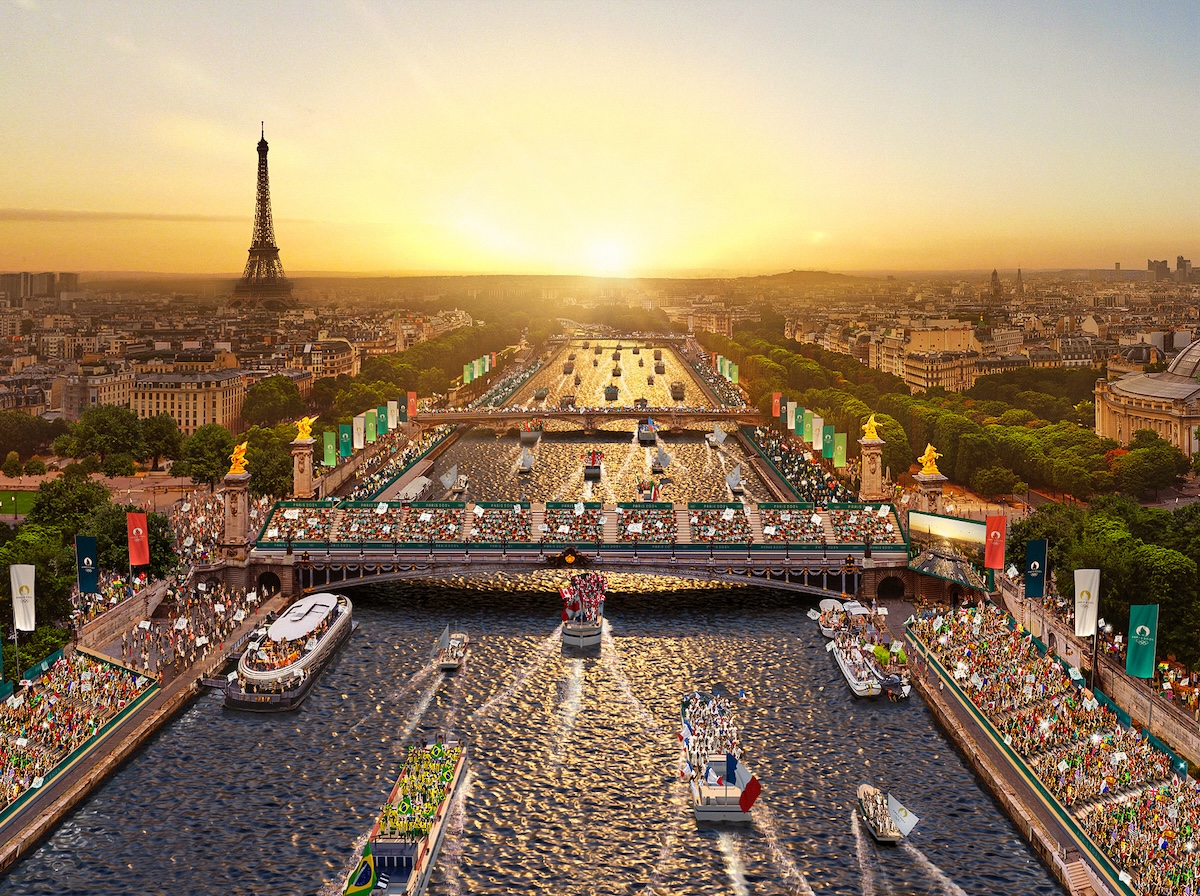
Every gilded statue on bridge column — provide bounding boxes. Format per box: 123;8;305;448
295;415;317;440
918;443;942;476
228;441;249;476
862;414;881;440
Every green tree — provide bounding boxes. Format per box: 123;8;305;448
1;451;21;478
174;424;236;489
64;405;145;462
245;425;294;498
100;452;136;478
971;466;1020;500
242;375;306;428
26;475;110;537
141;413;183;471
22;457;46;476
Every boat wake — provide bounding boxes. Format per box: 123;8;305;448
553;658;585;762
344;660;439;739
599;621;663;736
436;766;477;896
753;803;817;895
852;808;886;896
900;842;968;896
389;671;445;755
470;624;564;722
637;765;691;895
717;832;751;896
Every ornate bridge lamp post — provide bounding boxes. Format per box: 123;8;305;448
708;536;715;563
670;535;677;564
392;536;398;560
595;537;602;561
358;535;365;559
632;535;639;563
844;555;857;598
428;537;435;560
539;536;545;561
463;535;470;564
324;536;331;560
745;535;753;565
501;536;508;560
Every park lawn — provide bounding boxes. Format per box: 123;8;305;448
0;490;39;516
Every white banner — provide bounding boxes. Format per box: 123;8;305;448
10;564;35;632
786;401;796;431
887;792;920;837
387;400;399;430
352;414;366;451
1074;568;1100;637
812;416;824;450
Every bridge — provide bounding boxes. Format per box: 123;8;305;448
413;406;762;430
238;541;910;605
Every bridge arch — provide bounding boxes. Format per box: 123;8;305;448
877;575;906;601
256;571;282;596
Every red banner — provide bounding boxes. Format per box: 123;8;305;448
490;352;497;369
984;515;1006;570
771;392;781;418
127;512;150;568
406;391;417;419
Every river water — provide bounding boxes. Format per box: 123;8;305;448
0;577;1064;896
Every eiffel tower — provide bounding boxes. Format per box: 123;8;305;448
232;125;294;309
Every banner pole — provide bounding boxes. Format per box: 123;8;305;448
1089;632;1098;693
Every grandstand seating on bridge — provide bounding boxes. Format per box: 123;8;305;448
542;503;603;543
616;504;676;543
759;505;825;543
335;503;408;542
829;506;902;544
688;503;752;543
469;502;532;543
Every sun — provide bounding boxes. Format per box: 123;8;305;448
585;239;632;277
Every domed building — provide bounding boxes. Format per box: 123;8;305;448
1095;338;1200;455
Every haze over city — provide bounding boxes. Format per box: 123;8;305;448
4;0;1200;276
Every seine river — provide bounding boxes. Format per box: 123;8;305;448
0;578;1063;896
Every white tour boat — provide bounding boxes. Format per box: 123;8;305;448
561;572;606;650
827;636;883;698
226;592;353;712
857;783;918;843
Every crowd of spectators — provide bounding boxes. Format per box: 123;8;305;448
70;572;143;625
261;504;338;543
0;653;150;810
829;508;902;544
542;505;603;543
616;505;676;543
348;425;454;501
760;508;824;543
472;359;544;409
469;504;532;542
334;504;407;542
120;580;263;679
911;603;1188;896
403;506;463;542
751;427;854;504
689;354;747;408
689;506;751;543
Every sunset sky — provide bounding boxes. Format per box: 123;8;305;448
3;1;1199;276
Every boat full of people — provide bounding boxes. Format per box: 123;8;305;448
225;592;353;712
431;625;469;672
827;633;911;699
857;783;918;843
342;734;468;896
679;690;761;823
560;572;606;649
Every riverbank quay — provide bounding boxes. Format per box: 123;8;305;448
905;622;1126;896
0;591;288;876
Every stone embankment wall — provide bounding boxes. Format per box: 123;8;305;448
77;580;169;651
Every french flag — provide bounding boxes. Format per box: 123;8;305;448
727;753;762;812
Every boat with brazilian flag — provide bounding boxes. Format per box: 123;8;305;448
343;839;376;895
342;733;468;895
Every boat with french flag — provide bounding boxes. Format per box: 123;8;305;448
678;690;762;823
560;572;606;649
342;734;468;895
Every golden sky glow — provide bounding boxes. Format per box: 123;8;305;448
3;1;1199;275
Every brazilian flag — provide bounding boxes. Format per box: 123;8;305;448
343;839;376;895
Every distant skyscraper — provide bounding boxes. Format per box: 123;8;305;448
1148;259;1170;281
1015;268;1024;298
990;269;1001;299
233;125;294;309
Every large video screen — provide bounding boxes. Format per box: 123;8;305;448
906;510;991;591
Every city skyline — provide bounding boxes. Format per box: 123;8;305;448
4;1;1200;276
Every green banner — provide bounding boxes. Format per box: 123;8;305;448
794;406;804;436
803;410;813;443
377;405;389;435
323;430;337;466
822;428;835;459
463;363;472;384
365;409;378;443
1126;604;1158;679
338;424;352;458
833;432;847;468
730;363;738;385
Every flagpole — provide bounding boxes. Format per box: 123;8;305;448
1090;631;1099;693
